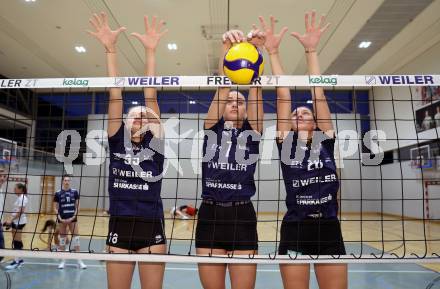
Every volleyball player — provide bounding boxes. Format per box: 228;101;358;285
53;175;86;269
261;12;347;289
4;183;28;270
195;29;264;289
88;12;167;289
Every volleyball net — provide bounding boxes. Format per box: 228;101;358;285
0;74;439;264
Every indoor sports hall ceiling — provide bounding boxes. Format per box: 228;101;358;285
0;0;439;79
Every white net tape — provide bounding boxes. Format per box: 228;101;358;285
1;74;439;89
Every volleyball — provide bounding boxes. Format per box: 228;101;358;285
223;42;264;85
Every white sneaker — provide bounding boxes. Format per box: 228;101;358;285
78;260;87;269
5;259;23;270
58;260;65;269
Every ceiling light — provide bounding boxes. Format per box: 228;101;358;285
131;101;139;105
75;46;86;53
189;100;196;104
167;43;178;50
25;0;36;2
306;100;313;104
358;41;372;49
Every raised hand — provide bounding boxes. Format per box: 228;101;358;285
131;16;168;52
222;29;245;48
87;12;126;52
290;10;330;50
246;25;266;49
257;16;288;54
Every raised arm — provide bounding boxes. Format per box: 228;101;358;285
257;16;290;138
247;28;266;133
246;86;264;132
87;12;126;137
291;11;333;134
131;16;168;125
205;30;244;129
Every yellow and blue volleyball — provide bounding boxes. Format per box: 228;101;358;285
223;42;264;85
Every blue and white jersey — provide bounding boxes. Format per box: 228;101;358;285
54;188;79;219
108;124;164;219
277;130;340;221
202;118;261;202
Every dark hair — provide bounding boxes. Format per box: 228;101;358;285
62;175;72;181
293;105;315;116
41;220;56;232
15;183;27;194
